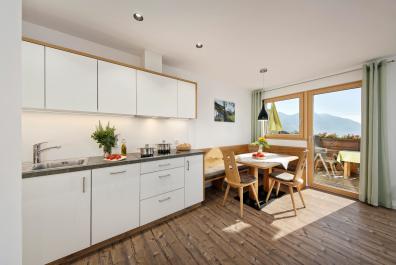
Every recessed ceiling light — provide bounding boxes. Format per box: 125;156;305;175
195;43;203;48
133;13;144;21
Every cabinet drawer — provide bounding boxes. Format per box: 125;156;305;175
140;167;184;200
140;157;184;174
140;188;184;225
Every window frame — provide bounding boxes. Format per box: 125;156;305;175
263;92;306;140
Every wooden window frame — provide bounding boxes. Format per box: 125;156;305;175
263;92;306;140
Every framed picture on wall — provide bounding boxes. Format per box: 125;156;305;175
214;99;235;122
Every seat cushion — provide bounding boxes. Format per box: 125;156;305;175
239;174;257;184
271;171;295;181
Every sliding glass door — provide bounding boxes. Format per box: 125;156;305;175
307;81;362;198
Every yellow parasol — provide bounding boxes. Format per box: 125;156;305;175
269;102;283;131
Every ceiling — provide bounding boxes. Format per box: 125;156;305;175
22;0;396;90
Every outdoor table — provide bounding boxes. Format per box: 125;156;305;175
337;150;360;178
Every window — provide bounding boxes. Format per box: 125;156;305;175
263;92;305;139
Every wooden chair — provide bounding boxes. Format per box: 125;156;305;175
222;150;260;217
265;150;308;216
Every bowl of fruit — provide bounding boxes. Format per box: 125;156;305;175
104;154;127;162
252;152;265;160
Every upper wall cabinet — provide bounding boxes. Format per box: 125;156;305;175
45;47;97;112
137;70;178;117
22;41;45;108
98;61;137;115
177;81;196;119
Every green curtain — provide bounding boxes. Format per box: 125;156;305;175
251;89;263;142
360;61;392;208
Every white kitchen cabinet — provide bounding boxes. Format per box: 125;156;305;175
140;167;185;200
184;155;204;207
45;47;97;112
98;61;137;115
91;164;140;244
22;41;45;109
140;157;184;174
140;188;185;225
22;171;91;265
177;80;196;119
137;70;178;117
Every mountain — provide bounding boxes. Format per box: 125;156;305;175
277;112;361;136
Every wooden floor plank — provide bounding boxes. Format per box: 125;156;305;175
70;188;396;265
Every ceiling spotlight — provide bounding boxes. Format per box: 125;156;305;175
133;13;144;21
195;43;203;48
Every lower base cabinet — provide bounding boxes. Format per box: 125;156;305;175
140;188;185;225
91;164;140;244
22;171;91;265
22;154;203;264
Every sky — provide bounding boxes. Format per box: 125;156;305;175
266;88;361;123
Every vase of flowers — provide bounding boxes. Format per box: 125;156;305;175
91;121;117;157
253;136;270;152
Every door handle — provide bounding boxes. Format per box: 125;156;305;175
82;177;86;193
110;170;127;175
158;163;171;167
158;174;171;179
187;160;190;171
158;197;171;203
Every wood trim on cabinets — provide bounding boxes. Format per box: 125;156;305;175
22;37;197;85
264;92;306;140
306;80;362;198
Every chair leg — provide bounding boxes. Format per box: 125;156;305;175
266;179;276;203
222;184;230;206
250;183;260;208
297;186;306;208
330;163;336;176
319;154;331;176
239;187;244;218
275;182;281;196
314;153;320;171
289;186;297;216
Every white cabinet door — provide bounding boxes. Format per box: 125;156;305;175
22;171;91;265
22;41;45;109
98;61;137;115
177;81;196;119
46;47;97;112
137;70;178;117
140;167;185;200
140;188;185;225
185;155;204;207
91;164;140;244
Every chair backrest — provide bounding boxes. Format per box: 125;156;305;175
314;135;322;148
293;150;308;182
222;150;241;185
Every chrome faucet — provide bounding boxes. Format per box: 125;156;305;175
33;142;62;164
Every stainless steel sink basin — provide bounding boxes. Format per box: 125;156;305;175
31;158;88;170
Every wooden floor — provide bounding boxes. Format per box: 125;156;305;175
71;188;396;265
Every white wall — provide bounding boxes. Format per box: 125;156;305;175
21;22;251;162
385;58;396;208
0;1;22;264
263;68;363;147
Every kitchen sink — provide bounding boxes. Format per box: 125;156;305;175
31;158;88;170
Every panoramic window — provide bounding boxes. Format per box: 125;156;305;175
263;93;304;139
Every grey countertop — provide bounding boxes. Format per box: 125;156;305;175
22;149;204;179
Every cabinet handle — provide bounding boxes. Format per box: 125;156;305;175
110;170;127;175
158;197;171;203
82;177;86;193
187;160;190;171
158;163;171;167
158;174;171;178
